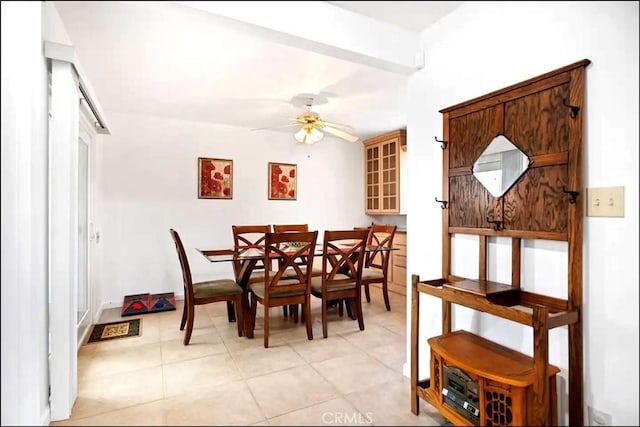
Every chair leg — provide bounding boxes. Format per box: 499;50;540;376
355;294;365;331
305;299;313;341
180;298;188;330
364;283;371;303
322;297;328;339
292;304;299;323
338;300;344;317
226;300;236;322
264;305;270;348
345;299;354;319
248;292;257;339
282;305;288;317
382;279;391;311
244;290;254;339
183;303;195;345
234;295;243;337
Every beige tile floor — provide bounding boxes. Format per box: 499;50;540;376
52;287;446;426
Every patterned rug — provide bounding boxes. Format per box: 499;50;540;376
86;318;142;344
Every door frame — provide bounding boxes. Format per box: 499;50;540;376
76;105;96;347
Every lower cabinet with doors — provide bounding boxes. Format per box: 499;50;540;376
389;231;406;295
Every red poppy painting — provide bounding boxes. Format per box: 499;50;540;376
268;162;297;200
198;157;233;199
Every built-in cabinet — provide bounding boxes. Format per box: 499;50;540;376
390;231;406;293
364;129;406;215
411;59;590;426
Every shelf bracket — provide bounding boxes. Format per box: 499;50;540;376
562;99;580;119
562;186;579;204
435;136;448;149
486;216;502;231
435;197;449;209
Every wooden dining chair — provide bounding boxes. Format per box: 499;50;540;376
248;230;318;348
273;223;327;320
311;229;369;338
361;224;397;311
231;225;272;285
169;229;243;344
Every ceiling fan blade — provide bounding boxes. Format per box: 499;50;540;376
251;123;299;131
321;125;359;143
316;120;353;131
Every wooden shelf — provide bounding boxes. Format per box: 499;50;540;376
417;279;578;329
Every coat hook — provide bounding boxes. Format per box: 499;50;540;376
486;216;502;231
562;186;579;204
562;99;580;119
435;136;448;149
435;197;448;209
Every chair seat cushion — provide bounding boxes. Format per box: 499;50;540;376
193;279;242;299
310;275;355;292
281;263;323;279
361;267;384;281
249;280;305;299
246;270;266;285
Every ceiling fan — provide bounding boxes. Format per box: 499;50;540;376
253;93;359;145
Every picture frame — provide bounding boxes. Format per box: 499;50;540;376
268;162;297;200
198;157;233;199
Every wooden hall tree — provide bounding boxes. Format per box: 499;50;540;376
411;59;590;426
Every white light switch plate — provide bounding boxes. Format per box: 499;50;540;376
587;186;624;217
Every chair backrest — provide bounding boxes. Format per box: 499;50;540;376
320;229;369;293
232;225;272;272
365;224;397;271
232;225;272;249
263;231;318;301
273;224;309;233
169;229;194;301
272;224;310;267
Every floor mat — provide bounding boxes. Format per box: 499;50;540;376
86;318;142;343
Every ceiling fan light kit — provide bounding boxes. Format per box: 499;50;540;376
294;125;324;145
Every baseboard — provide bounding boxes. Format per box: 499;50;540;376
94;300;120;323
369;282;406;296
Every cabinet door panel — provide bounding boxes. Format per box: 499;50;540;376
366;145;380;212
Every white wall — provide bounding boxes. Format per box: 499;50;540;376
1;2;50;425
407;1;638;425
94;112;369;305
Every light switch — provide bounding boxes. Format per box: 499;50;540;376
587;186;624;217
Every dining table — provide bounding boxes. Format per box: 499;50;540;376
197;241;395;337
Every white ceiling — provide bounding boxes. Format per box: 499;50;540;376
54;1;462;140
328;1;464;32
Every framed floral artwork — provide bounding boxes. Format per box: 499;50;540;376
198;157;232;199
269;162;297;200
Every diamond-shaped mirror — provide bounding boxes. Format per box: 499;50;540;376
472;134;530;198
